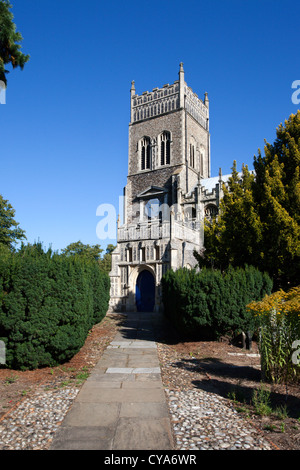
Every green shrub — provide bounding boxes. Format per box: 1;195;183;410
252;385;272;416
161;265;272;340
0;243;110;370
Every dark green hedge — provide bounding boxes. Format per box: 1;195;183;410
161;266;272;339
0;244;110;370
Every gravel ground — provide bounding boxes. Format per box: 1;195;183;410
0;314;122;451
156;342;277;451
0;346;275;451
165;388;273;450
0;384;80;450
0;314;298;451
0;381;274;451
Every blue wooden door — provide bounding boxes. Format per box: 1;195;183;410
136;270;155;312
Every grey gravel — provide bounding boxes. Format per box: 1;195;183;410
0;382;275;450
0;385;80;450
165;388;274;450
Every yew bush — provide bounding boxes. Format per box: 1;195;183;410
162;265;272;340
0;243;110;370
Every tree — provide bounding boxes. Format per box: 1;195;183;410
253;112;300;286
0;194;26;249
195;112;300;289
61;241;103;261
255;155;300;285
61;242;117;273
254;112;300;225
0;0;29;85
195;162;263;271
98;244;116;273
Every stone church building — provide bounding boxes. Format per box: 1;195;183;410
109;63;232;312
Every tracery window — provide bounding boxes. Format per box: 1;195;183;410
200;152;204;176
204;204;218;220
160;131;171;166
141;137;151;170
189;143;195;168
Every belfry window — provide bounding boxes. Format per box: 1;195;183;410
200;153;204;176
141;137;151;170
190;144;195;168
160;131;171;166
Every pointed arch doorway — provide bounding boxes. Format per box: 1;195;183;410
135;269;155;312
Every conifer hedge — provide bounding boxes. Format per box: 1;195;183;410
161;266;272;340
0;244;110;370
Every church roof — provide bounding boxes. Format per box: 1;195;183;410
200;173;233;192
200;170;254;192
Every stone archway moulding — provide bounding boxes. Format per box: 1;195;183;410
128;264;157;312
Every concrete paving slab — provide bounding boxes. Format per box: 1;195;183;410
87;380;122;388
133;367;161;374
120;402;170;418
113;417;173;450
134;373;162;382
105;367;134;374
127;357;160;367
94;359;129;368
109;341;133;348
76;387;166;403
105;348;157;355
87;372;136;382
62;402;120;427
50;426;114;450
50;311;174;451
106;367;161;374
121;380;162;389
108;342;157;349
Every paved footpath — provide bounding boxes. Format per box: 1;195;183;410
50;311;174;450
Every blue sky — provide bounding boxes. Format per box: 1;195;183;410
1;0;299;253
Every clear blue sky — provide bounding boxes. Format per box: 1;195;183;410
1;0;299;253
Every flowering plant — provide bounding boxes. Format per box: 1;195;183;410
247;286;300;383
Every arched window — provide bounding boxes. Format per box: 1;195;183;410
141;137;151;170
189;144;195;168
200;152;204;176
145;198;160;221
205;204;218;220
160;131;171;166
184;206;196;220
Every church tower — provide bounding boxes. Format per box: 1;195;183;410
109;63;211;312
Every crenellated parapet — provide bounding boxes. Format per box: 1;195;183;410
130;63;209;130
184;85;209;130
131;81;180;123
